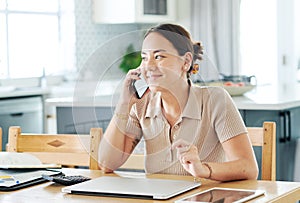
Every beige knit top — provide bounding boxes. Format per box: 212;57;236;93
124;85;247;175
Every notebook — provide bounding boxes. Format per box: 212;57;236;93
62;176;201;200
0;169;62;191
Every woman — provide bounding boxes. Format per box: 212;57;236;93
98;23;258;181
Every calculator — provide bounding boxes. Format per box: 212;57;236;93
42;174;91;186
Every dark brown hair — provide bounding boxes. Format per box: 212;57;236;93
144;23;204;77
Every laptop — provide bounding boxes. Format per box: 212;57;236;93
62;176;201;200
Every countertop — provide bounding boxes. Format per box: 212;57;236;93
46;94;119;107
45;84;300;110
0;87;50;99
232;84;300;110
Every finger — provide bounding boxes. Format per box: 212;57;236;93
127;68;141;75
177;147;199;163
180;156;191;165
128;69;141;80
124;70;142;88
172;139;191;150
176;145;191;154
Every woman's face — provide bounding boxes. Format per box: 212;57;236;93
141;32;190;93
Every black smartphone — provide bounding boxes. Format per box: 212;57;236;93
132;74;149;99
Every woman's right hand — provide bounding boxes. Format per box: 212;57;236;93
118;67;142;107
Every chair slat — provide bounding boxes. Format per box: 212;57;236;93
247;122;276;181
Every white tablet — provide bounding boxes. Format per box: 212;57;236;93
175;187;265;203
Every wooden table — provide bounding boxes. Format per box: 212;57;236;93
1;168;300;202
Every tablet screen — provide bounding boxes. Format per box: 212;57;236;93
175;187;265;203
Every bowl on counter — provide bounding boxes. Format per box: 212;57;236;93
220;74;256;84
222;84;256;96
194;81;256;96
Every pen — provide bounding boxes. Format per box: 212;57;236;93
0;176;20;184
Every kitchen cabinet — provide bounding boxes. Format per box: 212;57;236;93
92;0;177;24
0;96;44;151
239;107;300;181
46;94;118;134
232;85;300;181
0;88;49;150
56;106;114;134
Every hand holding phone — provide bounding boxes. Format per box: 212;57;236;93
132;74;148;99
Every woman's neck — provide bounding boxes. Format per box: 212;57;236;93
161;80;190;126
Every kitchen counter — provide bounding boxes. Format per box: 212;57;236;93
46;84;300;111
0;86;50;150
0;87;50;99
46;94;119;107
232;84;300;110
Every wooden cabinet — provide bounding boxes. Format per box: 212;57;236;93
92;0;177;24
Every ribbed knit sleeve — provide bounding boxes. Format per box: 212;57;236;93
207;87;247;143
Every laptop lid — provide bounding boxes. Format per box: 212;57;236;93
62;176;201;200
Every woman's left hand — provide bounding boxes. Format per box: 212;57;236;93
172;139;204;177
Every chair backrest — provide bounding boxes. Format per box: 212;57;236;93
119;154;145;171
7;126;102;170
119;122;277;177
247;122;276;181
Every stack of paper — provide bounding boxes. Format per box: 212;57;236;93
0;152;61;169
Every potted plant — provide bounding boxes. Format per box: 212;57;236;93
119;44;142;73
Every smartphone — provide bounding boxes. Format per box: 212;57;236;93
132;74;149;99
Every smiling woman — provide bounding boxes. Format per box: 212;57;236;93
98;23;258;182
0;0;75;79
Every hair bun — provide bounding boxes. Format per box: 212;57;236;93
193;41;204;61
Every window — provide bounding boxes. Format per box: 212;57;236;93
240;0;277;86
0;0;75;79
240;0;300;85
0;11;7;78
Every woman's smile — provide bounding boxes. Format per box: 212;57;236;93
146;71;164;81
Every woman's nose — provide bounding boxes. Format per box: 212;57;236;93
144;58;156;71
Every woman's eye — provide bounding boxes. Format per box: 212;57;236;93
155;55;164;60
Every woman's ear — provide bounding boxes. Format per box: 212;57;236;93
183;52;193;71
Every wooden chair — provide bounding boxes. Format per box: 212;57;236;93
247;121;276;181
119;154;145;171
119;122;277;178
7;126;102;170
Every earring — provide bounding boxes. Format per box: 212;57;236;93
191;64;199;74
